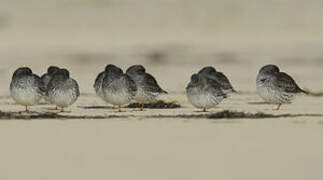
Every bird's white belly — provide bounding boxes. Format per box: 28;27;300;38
104;90;132;106
257;84;294;104
50;89;78;108
11;88;41;106
187;90;221;109
134;87;156;103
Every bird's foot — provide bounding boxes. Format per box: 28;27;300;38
275;104;282;111
194;109;209;113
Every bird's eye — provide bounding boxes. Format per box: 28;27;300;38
260;78;266;82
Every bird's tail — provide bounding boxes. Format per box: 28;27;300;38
161;89;168;94
299;88;310;95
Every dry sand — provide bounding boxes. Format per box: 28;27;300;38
1;0;323;179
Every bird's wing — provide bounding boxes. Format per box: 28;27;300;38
143;73;167;94
205;78;227;98
275;72;304;93
40;73;47;81
94;71;105;87
95;72;104;83
123;74;137;96
215;72;235;91
72;79;80;97
33;74;47;94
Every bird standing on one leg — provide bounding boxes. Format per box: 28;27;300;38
10;67;45;112
47;69;80;112
256;64;308;110
101;64;137;112
186;73;227;112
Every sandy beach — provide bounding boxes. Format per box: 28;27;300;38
1;0;323;179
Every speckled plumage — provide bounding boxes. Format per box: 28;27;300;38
186;73;227;111
94;71;106;100
47;69;80;110
256;64;307;109
41;66;60;102
198;66;236;94
41;66;60;87
126;65;167;108
101;65;137;111
10;67;45;111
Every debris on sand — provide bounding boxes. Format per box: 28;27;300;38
78;106;114;109
207;111;275;119
0;111;110;120
151;111;323;119
150;111;276;119
78;101;180;110
0;110;322;120
127;100;181;109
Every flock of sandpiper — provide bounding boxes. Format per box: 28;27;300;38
9;64;308;113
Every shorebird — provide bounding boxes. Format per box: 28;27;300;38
126;65;167;111
46;68;80;112
41;66;60;103
101;64;137;112
256;64;308;110
198;66;236;94
186;73;227;112
10;67;45;112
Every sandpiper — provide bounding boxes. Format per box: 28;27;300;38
198;66;236;94
256;64;308;110
10;67;45;112
46;68;80;112
126;65;167;111
41;66;60;103
186;73;227;112
102;64;137;112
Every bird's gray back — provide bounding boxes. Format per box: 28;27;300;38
41;74;52;88
11;74;44;95
200;72;234;92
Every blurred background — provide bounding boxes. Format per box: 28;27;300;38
1;0;323;94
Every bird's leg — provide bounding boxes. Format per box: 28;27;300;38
276;104;282;110
194;108;208;112
59;107;71;113
25;106;29;113
140;103;144;111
